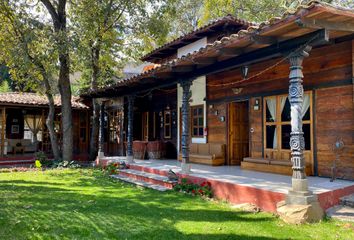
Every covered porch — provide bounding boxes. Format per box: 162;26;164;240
101;157;354;212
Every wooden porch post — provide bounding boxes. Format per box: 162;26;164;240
277;46;323;223
126;95;135;163
180;79;193;173
98;101;105;158
1;107;5;157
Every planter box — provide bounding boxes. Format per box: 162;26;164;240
133;141;147;160
147;141;165;159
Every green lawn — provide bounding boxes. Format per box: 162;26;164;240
0;169;353;240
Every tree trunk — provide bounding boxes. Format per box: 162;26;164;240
46;93;61;161
40;0;73;162
89;45;100;161
89;99;100;160
58;52;73;162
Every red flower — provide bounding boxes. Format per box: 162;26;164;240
201;182;206;187
207;182;211;187
198;189;203;194
192;190;196;194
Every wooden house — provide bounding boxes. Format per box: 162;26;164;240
0;92;90;164
87;2;354;181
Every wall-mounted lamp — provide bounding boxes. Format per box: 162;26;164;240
232;88;243;95
219;116;225;122
241;65;249;79
253;98;260;111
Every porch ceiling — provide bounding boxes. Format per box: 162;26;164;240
84;2;354;99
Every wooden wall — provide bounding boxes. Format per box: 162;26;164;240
249;98;263;158
315;85;354;180
207;41;352;101
207;103;227;144
205;40;354;180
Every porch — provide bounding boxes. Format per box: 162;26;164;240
101;157;354;213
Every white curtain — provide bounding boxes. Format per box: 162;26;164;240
301;94;310;119
266;98;277;149
24;115;42;143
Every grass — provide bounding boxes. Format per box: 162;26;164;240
0;169;353;240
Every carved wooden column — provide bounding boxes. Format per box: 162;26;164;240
97;101;105;158
126;95;135;163
277;45;323;224
180;79;193;173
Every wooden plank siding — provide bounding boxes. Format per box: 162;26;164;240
207;41;352;102
315;85;354;180
205;40;353;180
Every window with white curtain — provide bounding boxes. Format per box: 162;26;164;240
264;92;312;152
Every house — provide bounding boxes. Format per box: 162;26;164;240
85;2;354;218
0;92;90;164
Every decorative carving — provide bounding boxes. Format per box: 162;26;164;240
288;46;311;180
180;79;193;165
98;101;105;154
126;95;135;158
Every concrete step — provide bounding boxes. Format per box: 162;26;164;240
327;205;354;222
118;169;177;189
340;194;354;208
110;174;170;192
0;159;34;167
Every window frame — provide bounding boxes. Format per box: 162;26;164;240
190;104;204;138
263;91;313;155
164;110;172;139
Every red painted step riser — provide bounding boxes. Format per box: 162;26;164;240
0;162;34;166
128;164;169;176
119;171;173;189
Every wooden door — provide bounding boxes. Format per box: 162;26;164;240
228;101;249;165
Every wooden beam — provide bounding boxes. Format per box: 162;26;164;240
192;57;217;65
250;35;278;45
296;18;354;32
217;48;244;57
171;65;195;73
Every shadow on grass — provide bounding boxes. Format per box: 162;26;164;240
0;170;311;239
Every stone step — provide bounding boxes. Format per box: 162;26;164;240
110;174;170;192
326;205;354;222
118;169;177;189
340;194;354;208
0;160;34;167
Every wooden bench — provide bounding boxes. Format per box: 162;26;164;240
241;157;312;176
179;143;226;166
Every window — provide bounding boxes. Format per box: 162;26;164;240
191;105;204;137
264;92;312;159
164;110;171;139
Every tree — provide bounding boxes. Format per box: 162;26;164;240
40;0;73;162
0;1;60;160
71;0;169;160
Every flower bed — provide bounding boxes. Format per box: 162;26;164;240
173;178;213;198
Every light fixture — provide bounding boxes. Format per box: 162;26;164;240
253;98;260;111
241;65;249;79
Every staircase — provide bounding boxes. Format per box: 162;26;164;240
111;165;178;192
327;194;354;222
0;159;35;168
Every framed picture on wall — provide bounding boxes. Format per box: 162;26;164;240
11;125;19;134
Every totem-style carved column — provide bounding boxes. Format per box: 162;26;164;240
98;101;105;158
288;46;312;181
277;45;324;224
126;95;135;163
180;79;193;173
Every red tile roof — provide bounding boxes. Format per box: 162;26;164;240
0;92;89;109
141;15;255;62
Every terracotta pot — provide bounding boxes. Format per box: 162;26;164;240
146;141;165;159
132;141;147;160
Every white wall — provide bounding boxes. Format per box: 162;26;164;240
177;37;207;58
177;76;207;153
